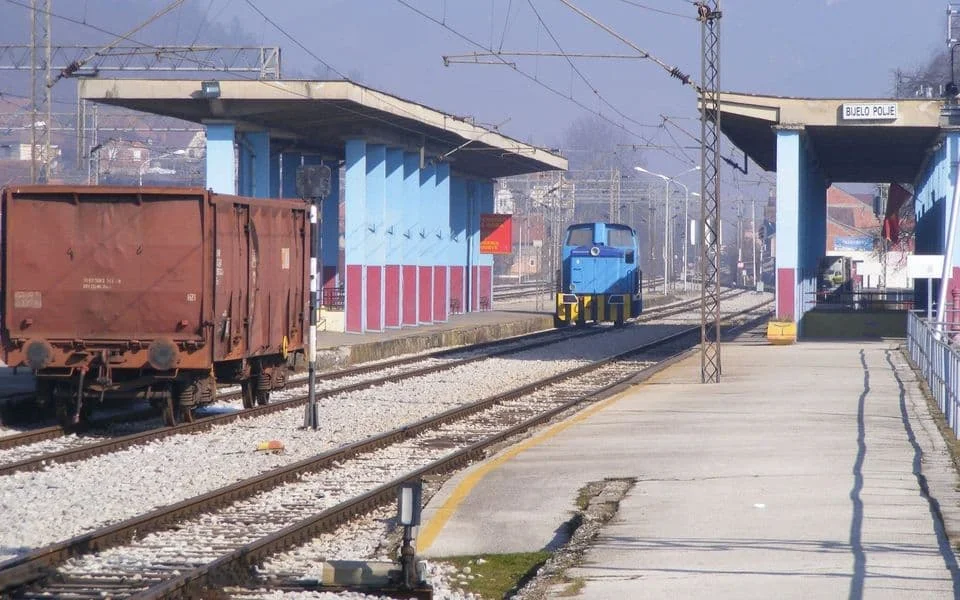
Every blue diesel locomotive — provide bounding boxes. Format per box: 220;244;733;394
555;222;643;327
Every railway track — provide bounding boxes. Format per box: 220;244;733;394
0;289;741;463
0;299;772;599
0;325;617;477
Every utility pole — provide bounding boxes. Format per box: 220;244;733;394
698;0;722;383
29;0;52;183
736;198;743;287
751;195;758;291
878;183;889;290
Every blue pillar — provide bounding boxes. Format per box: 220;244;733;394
279;153;303;199
432;163;451;321
270;148;280;198
465;179;480;312
322;162;340;290
204;121;236;194
776;128;826;329
385;148;404;327
418;164;436;323
344;139;367;333
236;131;270;198
365;144;387;332
403;152;421;326
775;129;800;322
449;175;468;314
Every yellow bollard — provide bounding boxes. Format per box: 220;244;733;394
766;319;797;345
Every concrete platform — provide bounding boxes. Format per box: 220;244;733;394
418;333;960;598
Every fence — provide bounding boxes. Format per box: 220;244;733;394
322;286;345;310
810;289;915;311
906;311;960;437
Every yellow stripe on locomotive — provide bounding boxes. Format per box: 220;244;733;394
555;292;640;326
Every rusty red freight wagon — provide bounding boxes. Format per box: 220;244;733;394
1;186;309;426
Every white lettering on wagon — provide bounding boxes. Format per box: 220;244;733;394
82;277;122;290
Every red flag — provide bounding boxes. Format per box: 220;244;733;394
883;183;911;242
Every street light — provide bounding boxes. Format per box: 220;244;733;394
634;165;700;295
686;192;701;291
139;149;186;186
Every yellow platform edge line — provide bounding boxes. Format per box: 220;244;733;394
417;366;670;553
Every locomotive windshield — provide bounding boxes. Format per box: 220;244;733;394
566;225;594;247
607;226;634;248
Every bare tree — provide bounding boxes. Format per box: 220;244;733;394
560;115;641;172
893;51;950;97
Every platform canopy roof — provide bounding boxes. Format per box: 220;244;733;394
79;78;567;178
707;92;945;183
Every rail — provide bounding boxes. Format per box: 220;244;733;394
906;311;960;437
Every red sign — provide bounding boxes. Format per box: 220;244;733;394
480;213;513;254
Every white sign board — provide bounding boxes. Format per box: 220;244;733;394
841;102;898;121
907;254;945;279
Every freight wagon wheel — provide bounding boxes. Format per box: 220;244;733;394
240;381;256;410
254;373;271;406
161;395;195;427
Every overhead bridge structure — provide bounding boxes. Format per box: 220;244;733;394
709;92;954;334
80;78;566;334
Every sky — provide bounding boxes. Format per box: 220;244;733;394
0;0;951;204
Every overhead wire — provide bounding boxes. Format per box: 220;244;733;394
3;0;255;75
524;0;656;136
498;0;514;52
243;0;347;80
614;0;696;20
238;2;549;172
0;2;424;172
556;0;696;90
393;0;658;148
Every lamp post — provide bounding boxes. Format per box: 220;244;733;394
139;149;186;186
687;191;701;291
634;166;700;294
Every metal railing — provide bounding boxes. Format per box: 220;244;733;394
810;288;915;311
907;311;960;437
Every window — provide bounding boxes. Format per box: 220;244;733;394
131;149;142;160
566;225;593;246
607;226;634;248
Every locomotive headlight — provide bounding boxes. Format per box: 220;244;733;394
147;338;180;371
590;246;600;256
24;338;54;370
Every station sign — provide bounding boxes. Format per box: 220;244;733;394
907;254;944;279
841;102;898;121
480;213;513;254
